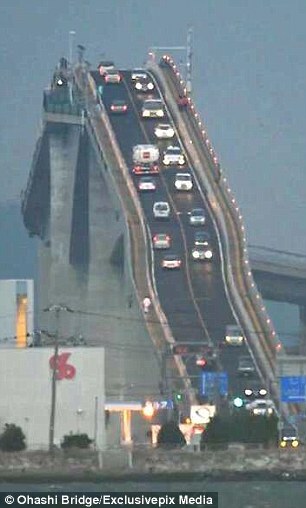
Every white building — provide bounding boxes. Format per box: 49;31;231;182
0;348;105;449
0;279;34;348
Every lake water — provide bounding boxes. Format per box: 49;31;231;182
266;300;300;349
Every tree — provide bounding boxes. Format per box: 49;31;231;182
0;423;26;452
157;420;186;449
201;412;278;449
61;433;93;449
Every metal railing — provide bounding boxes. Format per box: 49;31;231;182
147;55;280;401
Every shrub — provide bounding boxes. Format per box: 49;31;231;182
61;433;93;449
201;411;278;449
0;423;26;452
157;420;186;449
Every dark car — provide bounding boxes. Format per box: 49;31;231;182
110;100;128;114
134;77;154;93
194;231;211;246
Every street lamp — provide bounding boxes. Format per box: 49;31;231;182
68;30;76;65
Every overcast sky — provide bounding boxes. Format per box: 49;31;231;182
1;0;306;254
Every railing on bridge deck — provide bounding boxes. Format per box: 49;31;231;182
43;89;84;116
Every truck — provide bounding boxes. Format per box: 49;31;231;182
132;144;159;164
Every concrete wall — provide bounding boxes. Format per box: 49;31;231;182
35;123;161;419
0;348;105;449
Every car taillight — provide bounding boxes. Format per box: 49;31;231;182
153;235;158;242
166;235;170;241
110;105;115;110
133;166;140;173
123;105;127;111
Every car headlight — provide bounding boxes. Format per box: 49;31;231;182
192;250;200;259
143;111;149;117
204;250;213;259
292;440;299;448
280;440;287;448
157;110;164;117
267;408;273;415
148;82;154;90
136;82;142;90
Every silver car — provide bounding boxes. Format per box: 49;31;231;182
189;208;206;226
153;201;170;219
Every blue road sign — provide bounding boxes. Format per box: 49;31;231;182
200;372;228;397
281;376;306;403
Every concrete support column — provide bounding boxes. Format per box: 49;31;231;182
299;305;306;355
47;125;81;334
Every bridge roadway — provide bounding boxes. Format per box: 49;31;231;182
91;70;260;399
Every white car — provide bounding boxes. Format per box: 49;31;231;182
246;399;275;416
131;69;147;81
163;146;185;166
142;99;164;118
154;123;175;139
161;254;182;270
224;325;244;346
174;173;193;191
153;201;170;220
137;177;157;192
189;208;206;226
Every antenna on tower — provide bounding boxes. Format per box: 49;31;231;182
186;26;193;95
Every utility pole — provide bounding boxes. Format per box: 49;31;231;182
68;30;76;105
44;304;73;453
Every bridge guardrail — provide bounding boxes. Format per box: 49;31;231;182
147;56;279;400
73;65;196;403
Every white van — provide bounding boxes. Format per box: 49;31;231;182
133;144;159;164
174;173;193;191
141;99;164;118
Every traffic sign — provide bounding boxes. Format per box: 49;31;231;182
153;400;174;410
200;372;228;397
280;376;306;402
190;404;216;424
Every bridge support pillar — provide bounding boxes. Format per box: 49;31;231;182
299;305;306;354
